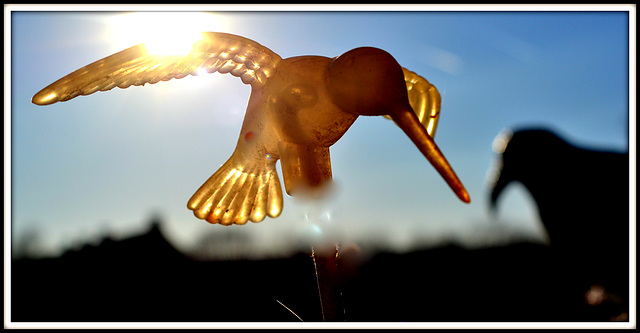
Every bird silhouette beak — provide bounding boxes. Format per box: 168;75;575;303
488;159;509;211
390;107;471;204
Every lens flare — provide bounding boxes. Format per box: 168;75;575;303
108;12;228;56
144;31;203;56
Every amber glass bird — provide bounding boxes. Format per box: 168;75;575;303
33;32;470;225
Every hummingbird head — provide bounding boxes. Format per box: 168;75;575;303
326;47;410;117
326;47;471;204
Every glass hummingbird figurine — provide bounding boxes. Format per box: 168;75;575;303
33;32;470;226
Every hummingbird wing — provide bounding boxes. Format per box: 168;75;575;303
402;68;441;138
32;32;282;105
384;68;442;138
187;148;283;225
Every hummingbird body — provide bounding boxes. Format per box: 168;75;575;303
32;32;470;226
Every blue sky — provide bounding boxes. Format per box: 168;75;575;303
7;6;633;257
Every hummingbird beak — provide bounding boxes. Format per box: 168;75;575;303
389;107;471;204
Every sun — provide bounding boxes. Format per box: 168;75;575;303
108;12;229;56
103;11;242;114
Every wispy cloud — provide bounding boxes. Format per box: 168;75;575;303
484;28;541;65
416;43;465;75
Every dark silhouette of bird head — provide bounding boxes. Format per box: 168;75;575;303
488;127;569;212
488;126;629;252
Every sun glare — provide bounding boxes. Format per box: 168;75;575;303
108;12;228;56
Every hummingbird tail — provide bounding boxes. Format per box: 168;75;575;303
187;155;283;225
